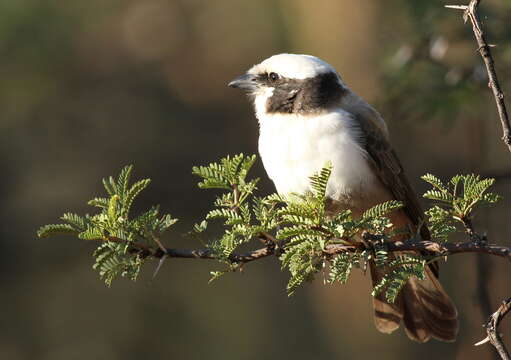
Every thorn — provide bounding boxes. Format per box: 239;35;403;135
474;336;490;346
152;236;168;254
445;5;468;10
475;333;505;346
152;254;168;279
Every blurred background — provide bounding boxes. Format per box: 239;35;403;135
2;0;511;359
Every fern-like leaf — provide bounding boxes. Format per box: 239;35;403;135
362;200;403;220
309;163;332;197
37;224;78;238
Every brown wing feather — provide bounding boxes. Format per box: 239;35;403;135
342;99;436;272
341;95;458;342
357;117;430;240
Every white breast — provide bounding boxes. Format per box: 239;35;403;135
257;109;379;202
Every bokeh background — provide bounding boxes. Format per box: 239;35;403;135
2;0;511;359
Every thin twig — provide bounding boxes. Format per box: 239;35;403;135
231;184;241;213
462;216;486;243
475;298;511;360
446;0;511;152
106;235;274;263
102;236;511;263
324;240;511;260
475;214;498;359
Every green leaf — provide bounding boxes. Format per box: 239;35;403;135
372;256;425;303
423;190;453;202
102;176;117;196
61;213;88;231
122;179;151;217
78;227;104;241
421;173;447;191
328;253;355;284
309;162;332;197
37;224;78;238
193;220;208;233
117;165;133;201
88;197;109;209
108;195;120;223
362;200;403;220
158;214;178;233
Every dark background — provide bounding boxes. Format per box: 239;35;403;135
2;0;511;359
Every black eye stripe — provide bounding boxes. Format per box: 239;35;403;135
265;71;346;114
256;72;282;85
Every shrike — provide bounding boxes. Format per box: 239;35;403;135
229;53;458;342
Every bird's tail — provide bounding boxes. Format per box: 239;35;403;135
370;261;459;342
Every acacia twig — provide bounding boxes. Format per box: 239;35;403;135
446;0;511;153
324;240;511;260
103;235;511;263
475;298;511;360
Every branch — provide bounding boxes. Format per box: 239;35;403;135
324;240;511;260
111;236;511;263
475;298;511;360
446;0;511;153
105;235;275;263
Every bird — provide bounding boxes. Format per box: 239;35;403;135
228;53;458;343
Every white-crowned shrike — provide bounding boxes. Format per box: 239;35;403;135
228;53;458;342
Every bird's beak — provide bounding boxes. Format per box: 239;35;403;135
228;73;257;91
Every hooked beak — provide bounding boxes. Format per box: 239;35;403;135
228;73;258;91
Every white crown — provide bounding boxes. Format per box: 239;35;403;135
248;53;335;80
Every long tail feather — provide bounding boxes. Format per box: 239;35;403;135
370;262;458;342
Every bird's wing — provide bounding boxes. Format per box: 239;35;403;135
346;103;453;337
354;109;430;241
351;107;439;281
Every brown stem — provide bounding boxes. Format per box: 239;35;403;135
324;240;511;260
103;236;511;263
231;184;240;213
476;298;511;360
446;0;511;153
461;216;487;244
104;235;274;263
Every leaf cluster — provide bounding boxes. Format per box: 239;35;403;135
192;154;282;277
37;154;501;303
193;158;409;298
275;165;404;296
38;165;177;286
422;173;501;241
372;256;426;303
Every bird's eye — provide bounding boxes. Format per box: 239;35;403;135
269;72;279;82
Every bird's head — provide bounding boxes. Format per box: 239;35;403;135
228;54;347;117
